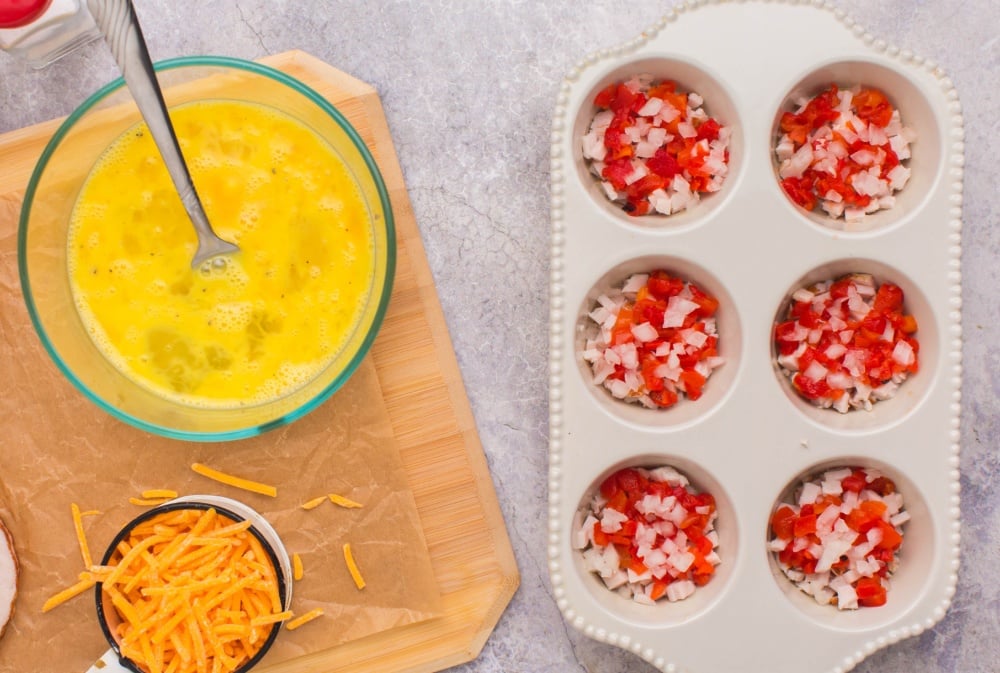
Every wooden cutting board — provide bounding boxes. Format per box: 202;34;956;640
0;49;519;673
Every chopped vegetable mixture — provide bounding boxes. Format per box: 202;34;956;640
776;84;915;225
582;75;731;216
769;467;907;609
583;271;724;408
775;273;918;412
574;466;720;604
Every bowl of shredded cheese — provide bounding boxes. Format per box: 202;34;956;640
93;495;292;673
19;56;395;441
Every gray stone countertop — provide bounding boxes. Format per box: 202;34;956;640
1;1;997;671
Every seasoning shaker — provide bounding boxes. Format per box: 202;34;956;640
0;0;101;68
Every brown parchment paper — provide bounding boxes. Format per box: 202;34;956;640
0;193;442;671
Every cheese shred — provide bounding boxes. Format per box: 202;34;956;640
70;502;93;569
343;543;365;590
292;553;304;581
249;610;293;627
42;576;96;612
190;463;277;497
300;496;326;511
285;607;324;631
128;497;171;507
328;494;363;509
141;489;178;499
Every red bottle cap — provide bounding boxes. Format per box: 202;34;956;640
0;0;54;29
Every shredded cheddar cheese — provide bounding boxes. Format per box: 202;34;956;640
128;497;171;507
101;507;285;673
250;609;293;627
141;489;178;500
42;575;97;612
190;463;277;498
285;607;324;631
300;496;326;511
70;502;93;569
328;494;363;509
343;543;365;590
47;482;364;664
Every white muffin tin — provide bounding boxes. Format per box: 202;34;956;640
547;2;963;672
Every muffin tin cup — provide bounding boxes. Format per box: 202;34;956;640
573;254;743;431
570;55;745;232
765;459;935;633
771;258;941;434
549;3;962;672
569;456;738;628
770;58;944;235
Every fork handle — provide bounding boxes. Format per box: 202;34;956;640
86;0;225;262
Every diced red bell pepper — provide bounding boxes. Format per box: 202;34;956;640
593;83;618;109
872;283;904;314
625;174;668;202
601;158;634;191
646;81;676;97
649;388;678;409
634;297;667;328
770;506;797;541
688;283;719;318
658;91;688;119
641;356;665;392
609;83;640;114
616;468;645;496
875;520;903;551
690;533;714;557
695;118;721;142
793;513;818;537
646;271;685;299
606;490;628;513
649;579;671;600
792;373;831;401
860;500;887;518
841;470;868;494
593;521;609;547
679;370;706;401
852;88;894;128
775;320;802;343
856;577;888;607
599;473;620;499
868;476;896;496
846;507;880;534
781;176;818;211
646;147;681;179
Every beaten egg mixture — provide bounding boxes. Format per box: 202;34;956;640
68;100;373;407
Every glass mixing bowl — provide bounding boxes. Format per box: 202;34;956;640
18;56;395;441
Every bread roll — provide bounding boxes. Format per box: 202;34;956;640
0;517;17;639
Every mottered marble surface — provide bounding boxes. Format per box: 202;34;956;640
0;1;996;671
